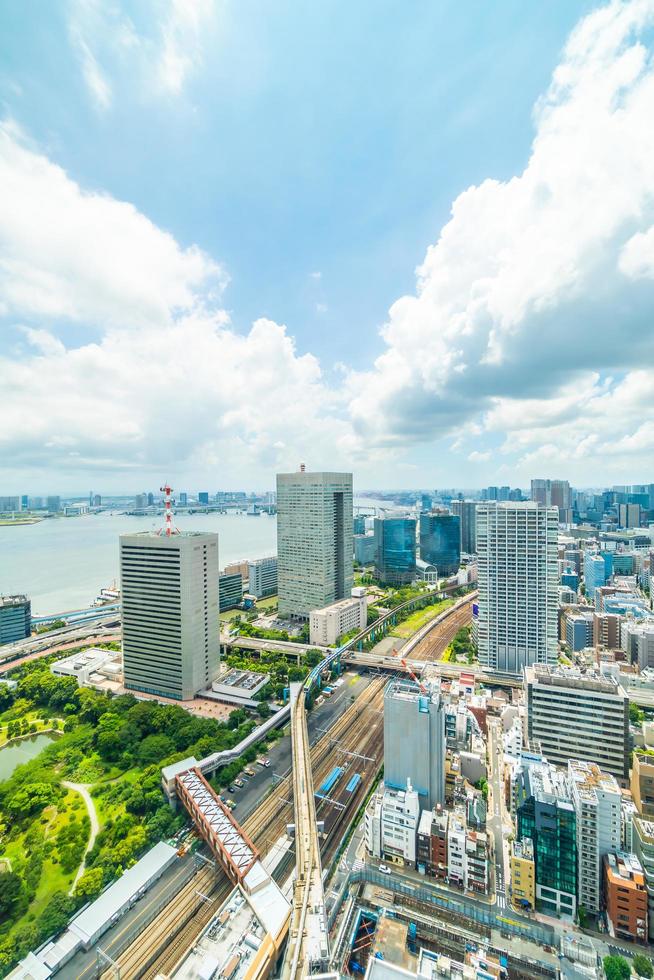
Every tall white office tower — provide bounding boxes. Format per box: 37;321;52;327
276;468;353;619
120;531;220;700
477;501;558;674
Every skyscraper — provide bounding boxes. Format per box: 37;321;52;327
384;678;445;810
276;469;353;619
477;501;558;673
373;516;417;586
419;512;460;576
451;499;478;554
120;531;220;700
530;478;572;523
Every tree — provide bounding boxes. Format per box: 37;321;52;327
603;955;632;980
136;734;175;767
74;867;104;901
257;702;271;720
634;954;654;979
0;870;23;917
7;782;55;819
630;703;645;726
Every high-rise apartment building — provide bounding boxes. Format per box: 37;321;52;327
568;760;622;914
247;556;278;598
384;678;445;810
419;512;460;576
373;516;417;586
450;499;478;554
198;492;209;505
0;496;21;512
476;502;558;673
120;531;219;701
525;665;630;781
46;496;61;513
0;595;31;645
276;469;353;619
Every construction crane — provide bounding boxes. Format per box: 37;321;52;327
389;642;428;695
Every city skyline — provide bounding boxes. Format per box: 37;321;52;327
2;2;654;491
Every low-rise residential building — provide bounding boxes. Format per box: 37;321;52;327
416;805;448;879
309;588;367;646
464;828;489;894
631;751;654;819
603;851;648;942
510;837;535;911
447;812;466;887
622;619;654;670
525;664;630;781
632;817;654;941
247;556;277;598
364;781;420;867
568;760;622;915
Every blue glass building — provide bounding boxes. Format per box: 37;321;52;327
373;517;417;585
584;552;608;598
419;513;460;576
0;595;31;646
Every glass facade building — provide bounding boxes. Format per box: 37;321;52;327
517;786;577;917
373;516;417;586
419;513;461;576
0;595;31;646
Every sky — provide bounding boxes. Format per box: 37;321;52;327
1;0;654;493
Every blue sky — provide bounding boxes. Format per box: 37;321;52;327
1;1;654;492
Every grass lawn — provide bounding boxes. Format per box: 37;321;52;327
390;599;454;639
255;595;278;611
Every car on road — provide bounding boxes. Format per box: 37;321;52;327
378;864;391;875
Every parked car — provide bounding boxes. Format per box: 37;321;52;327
228;785;237;793
378;864;391;875
244;767;256;777
234;779;244;788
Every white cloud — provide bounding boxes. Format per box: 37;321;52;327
68;0;216;107
0;124;355;483
158;0;214;95
467;451;491;464
0;122;224;328
348;0;654;479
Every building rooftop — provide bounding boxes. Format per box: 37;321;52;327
568;760;620;803
604;851;645;886
513;837;534;861
0;594;29;608
635;817;654;843
385;677;441;704
69;841;177;945
312;593;365;616
526;663;625;695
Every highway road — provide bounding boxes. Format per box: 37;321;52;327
487;718;508;910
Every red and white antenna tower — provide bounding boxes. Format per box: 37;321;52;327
159;483;179;537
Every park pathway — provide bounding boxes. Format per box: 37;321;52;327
62;781;100;895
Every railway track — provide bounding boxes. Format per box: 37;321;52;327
109;679;385;980
407;597;474;662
